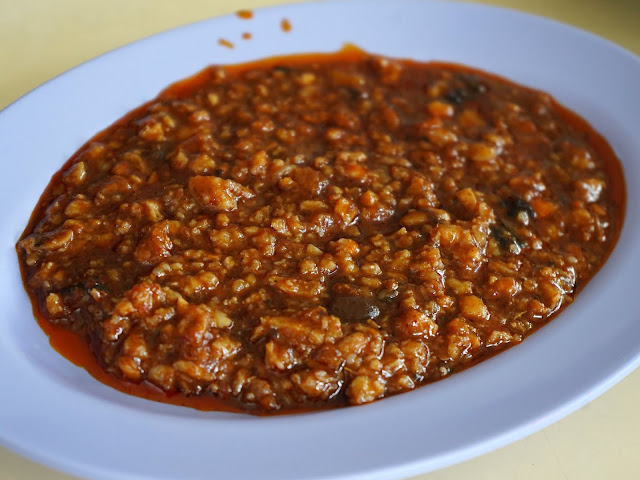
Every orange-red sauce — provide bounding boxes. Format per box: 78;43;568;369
236;9;253;20
18;45;625;414
217;38;234;49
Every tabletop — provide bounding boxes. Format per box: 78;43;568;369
1;0;639;479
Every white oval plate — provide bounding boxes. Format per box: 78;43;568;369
2;1;640;479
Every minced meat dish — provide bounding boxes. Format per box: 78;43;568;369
17;48;625;413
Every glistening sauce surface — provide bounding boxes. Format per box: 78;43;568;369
18;47;625;414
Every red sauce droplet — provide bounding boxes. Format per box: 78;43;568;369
281;18;292;32
242;32;252;40
218;38;234;49
236;9;253;19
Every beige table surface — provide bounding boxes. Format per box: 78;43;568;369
1;0;639;479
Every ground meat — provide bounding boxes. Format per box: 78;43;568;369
17;48;624;414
